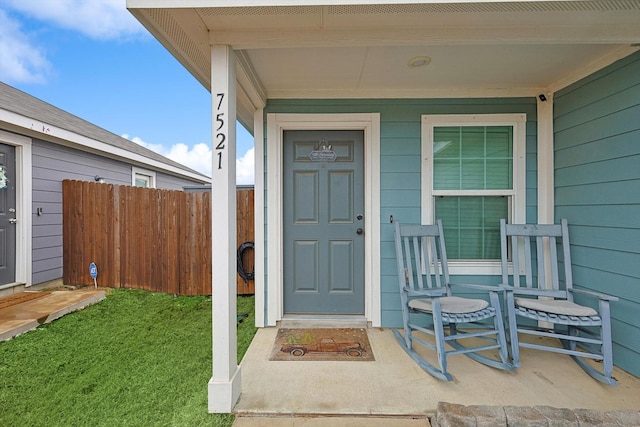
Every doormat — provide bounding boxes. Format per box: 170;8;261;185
269;328;375;361
0;292;50;310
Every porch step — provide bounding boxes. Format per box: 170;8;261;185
232;414;431;426
233;404;640;426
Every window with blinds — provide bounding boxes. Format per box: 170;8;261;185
433;126;511;259
422;114;526;272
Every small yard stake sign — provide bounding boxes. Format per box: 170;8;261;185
89;262;98;289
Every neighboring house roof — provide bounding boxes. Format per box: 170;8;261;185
0;81;210;183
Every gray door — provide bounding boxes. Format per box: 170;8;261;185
0;144;17;285
283;130;365;314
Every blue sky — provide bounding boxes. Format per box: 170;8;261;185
0;0;255;183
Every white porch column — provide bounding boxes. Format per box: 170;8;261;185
537;93;554;224
253;108;265;327
208;44;241;413
537;93;555;317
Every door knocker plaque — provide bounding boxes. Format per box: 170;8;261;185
309;144;337;162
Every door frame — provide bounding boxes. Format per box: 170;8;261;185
263;113;380;327
0;130;32;290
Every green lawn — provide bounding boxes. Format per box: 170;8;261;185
0;289;257;427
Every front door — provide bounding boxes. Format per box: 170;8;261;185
283;130;365;315
0;144;17;286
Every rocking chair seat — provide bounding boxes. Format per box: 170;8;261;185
515;298;597;317
410;296;489;314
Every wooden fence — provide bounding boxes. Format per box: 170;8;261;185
62;180;254;295
236;187;255;295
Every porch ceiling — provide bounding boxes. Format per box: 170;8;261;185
127;1;640;130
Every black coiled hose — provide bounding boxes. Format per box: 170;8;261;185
237;241;255;282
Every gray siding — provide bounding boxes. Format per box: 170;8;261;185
31;139;206;284
156;173;206;191
264;98;538;327
554;51;640;377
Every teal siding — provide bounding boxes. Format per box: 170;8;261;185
265;98;537;328
554;51;640;377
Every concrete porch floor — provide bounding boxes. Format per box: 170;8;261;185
233;326;640;424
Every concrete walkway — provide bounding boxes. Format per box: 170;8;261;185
232;327;640;426
0;289;105;341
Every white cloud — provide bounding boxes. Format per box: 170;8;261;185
236;148;255;186
0;10;51;83
0;0;145;83
2;0;146;40
166;142;213;177
125;134;255;185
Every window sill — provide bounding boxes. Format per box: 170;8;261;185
448;260;502;276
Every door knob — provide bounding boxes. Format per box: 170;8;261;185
356;228;363;235
9;218;17;224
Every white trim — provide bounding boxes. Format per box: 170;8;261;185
448;261;502;276
266;113;281;327
236;51;267;110
253;108;265;327
0;130;32;288
537;94;554;225
421;113;526;275
208;368;241;414
548;45;640;94
266;113;381;327
209;26;640;51
132;167;157;188
236;52;267;133
262;87;545;101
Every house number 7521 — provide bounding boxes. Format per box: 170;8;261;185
215;93;226;170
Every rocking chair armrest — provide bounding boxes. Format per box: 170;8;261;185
569;288;619;302
449;283;507;293
500;286;567;298
404;287;448;297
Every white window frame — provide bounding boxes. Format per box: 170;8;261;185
132;167;156;188
421;113;526;275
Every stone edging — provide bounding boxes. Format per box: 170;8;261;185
433;402;640;426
